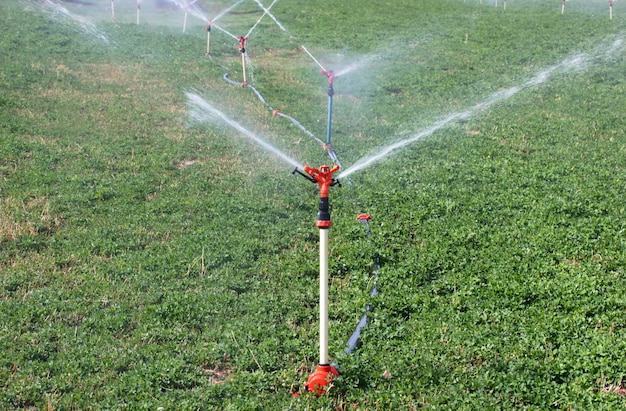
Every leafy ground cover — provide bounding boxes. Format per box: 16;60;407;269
1;0;626;409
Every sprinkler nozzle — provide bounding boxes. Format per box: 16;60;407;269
320;69;335;85
303;164;340;199
272;109;280;116
320;70;335;96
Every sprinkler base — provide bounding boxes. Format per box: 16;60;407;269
241;81;249;87
304;364;338;396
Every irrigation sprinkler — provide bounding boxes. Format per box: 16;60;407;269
205;20;212;55
562;0;566;15
111;0;115;19
610;0;614;19
292;164;341;396
238;36;249;86
136;0;140;25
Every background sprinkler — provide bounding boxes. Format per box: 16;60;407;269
183;0;199;33
292;164;341;396
136;0;140;25
562;0;566;15
111;0;114;19
610;0;614;20
206;20;211;55
238;35;249;86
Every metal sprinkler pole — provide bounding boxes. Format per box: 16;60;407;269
111;0;115;19
136;0;140;25
292;165;341;396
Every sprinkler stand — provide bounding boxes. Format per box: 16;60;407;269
239;36;249;86
293;164;341;396
206;20;212;56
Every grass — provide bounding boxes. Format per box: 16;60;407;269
2;0;626;409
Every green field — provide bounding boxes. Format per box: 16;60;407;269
2;0;626;409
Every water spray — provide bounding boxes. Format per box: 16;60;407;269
252;0;287;33
238;36;249;86
246;0;280;38
292;164;341;396
302;46;327;72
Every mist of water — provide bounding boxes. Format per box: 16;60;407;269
211;0;245;23
43;0;109;44
302;46;327;71
334;56;378;78
338;50;595;179
186;93;303;169
164;0;207;21
246;0;278;38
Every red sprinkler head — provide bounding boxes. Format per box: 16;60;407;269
320;69;335;85
238;36;248;53
206;19;211;31
320;70;335;97
303;164;340;199
292;164;341;228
